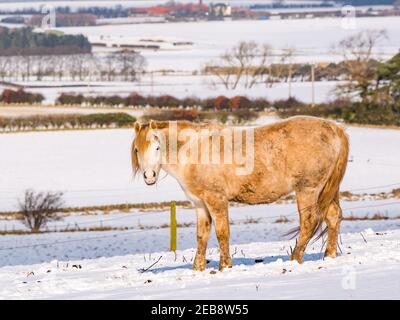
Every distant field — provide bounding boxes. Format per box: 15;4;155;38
58;17;400;71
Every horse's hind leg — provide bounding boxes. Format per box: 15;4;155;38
324;194;342;258
203;193;232;271
291;189;320;263
193;204;212;271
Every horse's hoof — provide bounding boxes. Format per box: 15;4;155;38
219;257;232;271
193;258;206;271
324;250;337;259
290;253;303;264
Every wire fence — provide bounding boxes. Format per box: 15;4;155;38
1;197;399;252
0;159;400;251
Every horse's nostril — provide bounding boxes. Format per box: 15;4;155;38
152;171;156;177
144;172;147;179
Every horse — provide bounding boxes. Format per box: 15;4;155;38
131;116;349;271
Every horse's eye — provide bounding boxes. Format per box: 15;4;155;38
156;146;160;151
134;147;138;153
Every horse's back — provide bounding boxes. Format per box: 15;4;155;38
252;116;347;192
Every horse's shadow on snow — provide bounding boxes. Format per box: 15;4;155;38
148;252;323;274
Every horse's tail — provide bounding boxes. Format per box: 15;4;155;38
319;125;349;215
313;124;349;240
285;123;349;240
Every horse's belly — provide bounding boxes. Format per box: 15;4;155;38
230;182;289;205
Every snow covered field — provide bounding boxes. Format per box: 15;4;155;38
1;121;400;212
59;17;400;71
0;118;400;298
2;16;397;104
1;223;400;299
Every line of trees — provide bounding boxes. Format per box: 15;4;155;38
204;42;355;90
205;30;392;97
0;27;91;56
55;92;272;111
29;13;97;27
0;5;129;18
0;50;147;82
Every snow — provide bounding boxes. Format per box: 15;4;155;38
2;17;399;105
1;223;400;299
58;17;400;71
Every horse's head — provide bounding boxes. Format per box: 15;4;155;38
132;120;165;185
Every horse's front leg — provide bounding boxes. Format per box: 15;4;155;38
193;204;212;271
203;193;232;271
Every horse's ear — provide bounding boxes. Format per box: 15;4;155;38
150;120;157;130
134;122;141;133
150;121;169;130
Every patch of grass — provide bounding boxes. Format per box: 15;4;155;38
392;188;400;198
344;213;391;221
241;217;262;224
274;216;291;224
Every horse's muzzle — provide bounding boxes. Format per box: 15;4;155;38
144;170;157;185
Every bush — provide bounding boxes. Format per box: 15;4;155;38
200;98;216;110
251;98;271;111
56;93;84;105
342;101;400;126
81;113;136;127
200;110;258;124
0;89;44;104
214;96;230;110
229;96;252;111
126;93;147;107
181;96;201;108
141;109;200;122
273;97;305;110
141;109;258;125
155;95;180;108
18;190;64;233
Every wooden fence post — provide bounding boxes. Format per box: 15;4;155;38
170;200;177;252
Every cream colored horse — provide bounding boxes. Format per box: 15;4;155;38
132;116;349;271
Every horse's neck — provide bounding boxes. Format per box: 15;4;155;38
161;162;184;185
161;126;187;183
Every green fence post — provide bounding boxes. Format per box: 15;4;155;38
170;200;177;252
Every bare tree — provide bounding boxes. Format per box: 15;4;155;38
102;53;119;81
264;47;296;88
18;190;64;233
335;29;388;98
204;42;296;90
0;57;10;80
70;54;90;81
0;52;147;83
116;50;147;82
205;41;273;90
